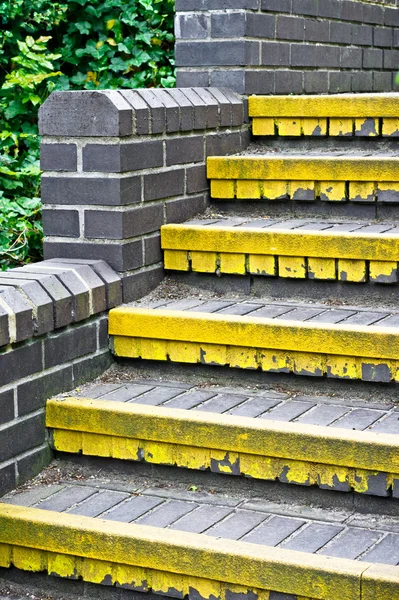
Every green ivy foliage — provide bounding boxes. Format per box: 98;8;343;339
0;0;175;270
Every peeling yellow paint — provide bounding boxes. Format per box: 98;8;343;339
248;255;276;276
278;256;307;279
382;118;399;137
338;259;367;283
319;181;346;202
308;258;336;280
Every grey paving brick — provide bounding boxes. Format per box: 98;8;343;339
104;496;164;522
373;314;399;327
342;312;388;326
132;387;186;406
228;396;281;417
242;515;305;546
142;488;241;508
196;394;248;414
278;308;327;321
360;533;399;565
369;413;399;434
260;400;316;422
161;299;204;311
164;390;218;409
308;309;357;324
318;527;382;559
136;500;197;527
78;383;123;398
249;305;296;319
187;300;237;313
0;389;14;425
331;408;385;430
36;486;97;512
100;384;156;402
207;510;266;540
280;523;343;552
170;505;233;533
296;404;350;427
68;490;129;517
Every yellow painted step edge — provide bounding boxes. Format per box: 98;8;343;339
46;398;399;474
108;308;399;360
161;224;399;262
0;503;394;600
249;94;399;118
206;156;399;182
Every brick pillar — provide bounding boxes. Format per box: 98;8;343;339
39;88;249;302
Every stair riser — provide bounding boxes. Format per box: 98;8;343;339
252;117;399;138
0;504;395;600
46;398;399;498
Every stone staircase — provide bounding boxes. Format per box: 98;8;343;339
1;93;399;599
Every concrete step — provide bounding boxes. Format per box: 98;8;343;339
46;376;399;497
162;217;399;288
207;156;399;218
109;298;399;383
1;461;399;600
249;93;399;138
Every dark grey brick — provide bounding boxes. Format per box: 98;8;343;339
155;89;181;133
304;18;329;42
72;351;113;388
0;413;45;463
291;44;340;67
186;165;208;194
177;14;209;39
319;528;382;559
329;71;352;93
121;265;163;303
207;510;266;540
0;341;43;387
0;389;14;425
262;41;290;66
178;88;208;129
85;204;163;240
352;24;373;46
17;445;52;487
261;400;315;421
68;490;129;517
41;175;141;206
119;89;150;135
44;323;97;369
136;500;197;527
144;169;185;201
17;366;73;416
280;523;343;552
192;88;220;128
0;276;53;336
207;87;234;127
175;41;259;67
175;0;259;7
318;0;342;19
243;516;305;546
39;90;132;137
165;194;207;224
0;303;9;346
171;505;233;533
0;463;16;497
363;4;383;25
144;234;162;266
135;89;166;134
165;89;194;131
36;485;97;512
245;70;275;94
384;49;399;70
83;141;164;173
211;13;246;38
292;0;319;16
275;70;303;93
44;239;143;272
374;26;393;47
206;132;242;157
360;533;399;565
0;286;33;343
40;144;77;172
42;209;80;238
261;0;291;12
330;21;352;44
166;136;204;166
303;71;329;93
176;70;210;89
246;13;275;38
105;496;164;522
341;0;363;22
209;70;246;95
385;6;399;26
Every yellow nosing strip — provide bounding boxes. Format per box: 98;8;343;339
206;157;399;182
109;308;399;361
0;503;397;600
46;398;399;474
249;94;399;118
161;224;399;263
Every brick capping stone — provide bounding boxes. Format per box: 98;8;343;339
0;258;120;497
39;88;248;303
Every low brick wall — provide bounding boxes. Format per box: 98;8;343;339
39;88;248;302
175;0;399;95
0;259;121;496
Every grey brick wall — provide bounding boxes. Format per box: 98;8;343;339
0;259;121;497
175;0;399;95
39;89;248;303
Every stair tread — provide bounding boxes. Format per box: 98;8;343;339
72;380;397;434
135;298;399;328
3;471;399;565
